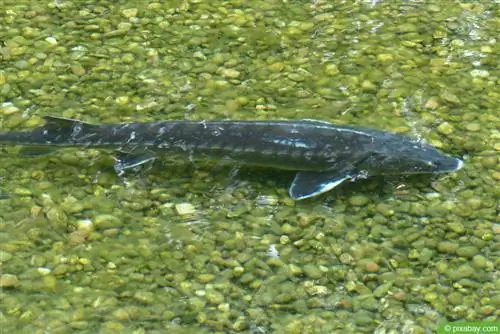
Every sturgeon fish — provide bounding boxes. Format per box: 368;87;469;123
0;116;463;199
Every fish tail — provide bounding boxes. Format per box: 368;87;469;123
0;116;97;146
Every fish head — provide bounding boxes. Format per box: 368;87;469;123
357;139;463;176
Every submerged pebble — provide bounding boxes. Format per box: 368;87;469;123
0;1;495;333
349;195;369;206
94;214;122;229
0;251;13;262
456;246;479;258
175;203;196;216
0;274;20;288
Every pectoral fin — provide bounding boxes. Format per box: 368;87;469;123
113;151;156;175
289;170;352;200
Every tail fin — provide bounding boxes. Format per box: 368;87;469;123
0;116;98;146
0;116;99;148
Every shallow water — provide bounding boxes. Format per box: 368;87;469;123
0;1;498;333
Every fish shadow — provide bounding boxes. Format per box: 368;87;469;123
123;158;446;201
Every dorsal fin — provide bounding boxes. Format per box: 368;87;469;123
42;116;91;130
35;116;99;143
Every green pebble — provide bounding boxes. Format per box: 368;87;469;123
235;96;249;106
375;203;394;216
121;53;135;63
205;290;224;304
437;241;459;254
0;251;13;262
115;96;129;105
299;22;314;31
449;264;475;280
70;321;89;330
112;307;134;321
408;249;420;259
45;207;68;225
188;297;206;311
268;62;285;72
249;279;262;289
456;246;479;258
71;65;86;76
409;202;426;216
349;195;369;206
232;266;244;276
24;116;45;128
419;248;434;264
481;156;497;168
133;291;155;304
0;274;20;288
324;64;339;75
303;264;323;279
456;279;481;289
424;291;438;302
43;275;57;290
65;202;85;214
307;284;329;296
447;222;465;234
427;5;441;12
398;23;418;33
13;188;32;196
218;302;230;312
121;8;138;18
448;291;463;305
232;317;248;331
361;80;377;92
437;122;454;135
220;68;240;79
357;294;378;311
471;254;488;269
37;267;51;276
174;203;196;216
279;235;290;245
440;91;460;104
197;274;215;283
423;97;440;109
433;30;447;39
470;69;489;78
288;264;303;276
94;214;122;229
373;283;392;298
101;321;125;331
288;73;305;82
435;260;449;274
52;264;69;276
377;54;394;62
339;253;354;264
267;257;284;267
465;197;482;210
354;310;375;325
465;123;481;132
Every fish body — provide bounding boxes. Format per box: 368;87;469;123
0;116;463;199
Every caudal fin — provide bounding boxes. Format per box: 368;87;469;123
0;116;98;146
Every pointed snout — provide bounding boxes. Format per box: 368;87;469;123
436;156;464;173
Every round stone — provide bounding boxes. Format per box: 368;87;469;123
0;274;20;288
